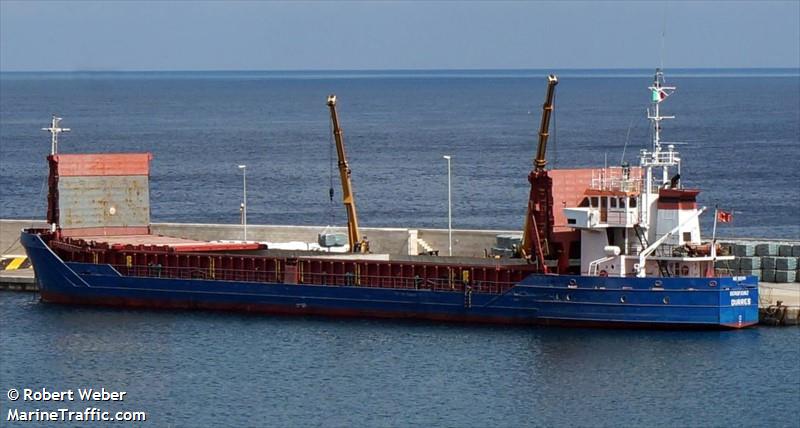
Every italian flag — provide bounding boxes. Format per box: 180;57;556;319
652;88;669;103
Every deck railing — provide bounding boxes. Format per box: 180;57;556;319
107;264;518;295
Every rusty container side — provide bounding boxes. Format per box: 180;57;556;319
57;176;150;232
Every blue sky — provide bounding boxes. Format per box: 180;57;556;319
1;1;798;71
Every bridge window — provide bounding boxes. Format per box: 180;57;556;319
683;232;691;242
629;197;637;208
610;198;617;208
619;197;626;208
579;197;590;207
591;197;599;208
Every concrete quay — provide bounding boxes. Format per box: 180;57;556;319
0;269;36;291
3;220;798;262
758;282;800;326
1;219;505;258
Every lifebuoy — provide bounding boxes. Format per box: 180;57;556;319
599;270;608;277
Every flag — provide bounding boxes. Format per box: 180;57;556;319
652;88;670;103
717;210;733;223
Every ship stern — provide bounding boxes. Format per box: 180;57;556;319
718;276;759;328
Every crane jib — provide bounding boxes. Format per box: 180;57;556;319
521;75;558;271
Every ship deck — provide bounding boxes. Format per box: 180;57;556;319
76;234;263;252
65;232;531;266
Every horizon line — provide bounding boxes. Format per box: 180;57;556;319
2;66;799;74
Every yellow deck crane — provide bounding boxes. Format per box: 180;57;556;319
326;94;368;253
519;75;558;272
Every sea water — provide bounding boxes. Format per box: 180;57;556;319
1;293;799;427
1;70;799;426
1;69;798;238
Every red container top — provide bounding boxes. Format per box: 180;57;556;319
51;153;152;177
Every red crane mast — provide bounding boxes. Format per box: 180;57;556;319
520;75;558;272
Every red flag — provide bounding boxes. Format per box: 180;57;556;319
717;210;733;223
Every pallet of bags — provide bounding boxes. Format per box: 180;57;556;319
738;257;760;270
775;270;796;283
715;258;738;270
775;257;797;271
756;243;779;256
734;243;755;257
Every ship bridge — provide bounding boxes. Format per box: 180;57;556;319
563;166;643;229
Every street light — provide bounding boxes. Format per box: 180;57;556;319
443;155;452;256
238;164;247;241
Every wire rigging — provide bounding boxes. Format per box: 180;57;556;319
327;115;336;225
620;112;641;165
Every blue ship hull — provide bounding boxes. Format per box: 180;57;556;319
21;231;760;329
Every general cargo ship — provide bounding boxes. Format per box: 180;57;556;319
21;70;759;328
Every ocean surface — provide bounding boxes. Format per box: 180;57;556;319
1;69;799;427
1;69;799;238
1;293;799;427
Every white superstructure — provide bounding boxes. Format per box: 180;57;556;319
563;69;733;278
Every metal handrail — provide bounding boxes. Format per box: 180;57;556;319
107;264;519;294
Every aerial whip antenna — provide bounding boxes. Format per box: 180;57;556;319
659;1;667;71
620;113;639;165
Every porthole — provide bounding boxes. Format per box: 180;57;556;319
709;281;717;287
654;280;663;288
620;296;627;303
565;294;571;301
555;293;560;301
663;296;670;304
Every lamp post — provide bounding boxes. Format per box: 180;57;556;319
443;155;452;256
238;164;247;241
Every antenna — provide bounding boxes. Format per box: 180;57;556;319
640;68;679;232
660;2;667;70
41;115;70;155
620;113;638;165
647;69;675;153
